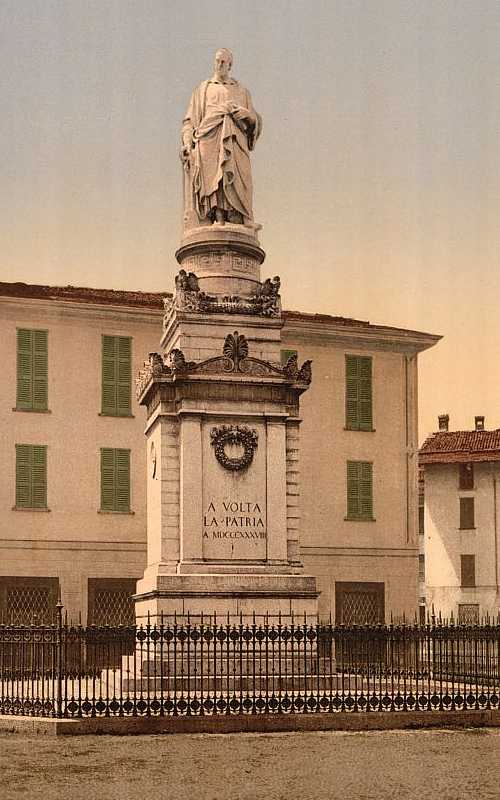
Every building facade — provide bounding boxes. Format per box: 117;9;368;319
419;415;500;621
0;281;439;625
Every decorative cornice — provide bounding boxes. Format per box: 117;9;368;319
136;331;313;401
164;270;281;320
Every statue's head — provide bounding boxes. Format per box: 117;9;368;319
214;48;233;81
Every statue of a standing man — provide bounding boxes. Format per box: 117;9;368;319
180;49;262;228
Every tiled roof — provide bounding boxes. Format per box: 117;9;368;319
284;309;440;341
419;430;500;464
0;282;169;310
284;310;371;328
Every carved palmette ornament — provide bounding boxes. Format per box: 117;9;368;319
210;425;258;471
223;331;249;371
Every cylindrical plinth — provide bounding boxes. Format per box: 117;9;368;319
175;224;265;296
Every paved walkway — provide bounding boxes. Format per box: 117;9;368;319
1;728;499;799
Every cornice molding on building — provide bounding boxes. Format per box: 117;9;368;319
0;296;164;325
301;546;419;557
282;316;441;355
0;290;441;353
0;538;146;551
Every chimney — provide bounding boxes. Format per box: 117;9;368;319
438;414;449;432
475;416;485;431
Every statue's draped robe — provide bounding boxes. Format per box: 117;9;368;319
183;78;262;223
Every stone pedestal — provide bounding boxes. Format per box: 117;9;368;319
135;224;319;623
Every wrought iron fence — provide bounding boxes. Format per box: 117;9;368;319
0;608;499;719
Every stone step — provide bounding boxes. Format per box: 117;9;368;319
137;657;326;674
120;674;359;692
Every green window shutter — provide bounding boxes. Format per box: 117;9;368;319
359;462;373;518
460;555;475;588
17;329;33;409
115;449;130;512
358;358;372;430
346;461;373;520
346;461;360;518
102;336;117;415
459;497;475;529
16;444;33;507
32;330;48;410
101;448;130;511
102;335;132;415
345;355;373;431
101;448;116;510
280;349;297;365
117;337;132;415
17;329;48;411
32;446;47;508
15;444;47;508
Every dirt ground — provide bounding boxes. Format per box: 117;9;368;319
0;727;499;800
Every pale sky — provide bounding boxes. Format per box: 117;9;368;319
1;0;499;440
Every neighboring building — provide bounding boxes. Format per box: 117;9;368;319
0;281;439;625
417;466;426;623
419;414;500;621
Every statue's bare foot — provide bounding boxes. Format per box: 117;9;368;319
228;211;243;224
215;209;225;225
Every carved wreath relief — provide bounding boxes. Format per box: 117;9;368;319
210;425;258;471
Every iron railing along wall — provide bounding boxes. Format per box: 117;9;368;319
0;609;499;719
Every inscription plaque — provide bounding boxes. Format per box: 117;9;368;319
202;421;267;560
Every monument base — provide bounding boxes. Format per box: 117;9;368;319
134;572;319;624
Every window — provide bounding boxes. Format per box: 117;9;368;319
458;604;479;625
418;554;425;581
280;349;297;365
0;577;59;624
87;578;136;625
345;354;373;431
101;335;132;416
16;328;48;411
458;463;474;490
459;497;475;529
100;448;131;512
460;555;476;588
346;461;374;520
418;506;425;536
15;444;47;509
335;582;384;624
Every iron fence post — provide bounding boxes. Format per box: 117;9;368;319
55;599;64;719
